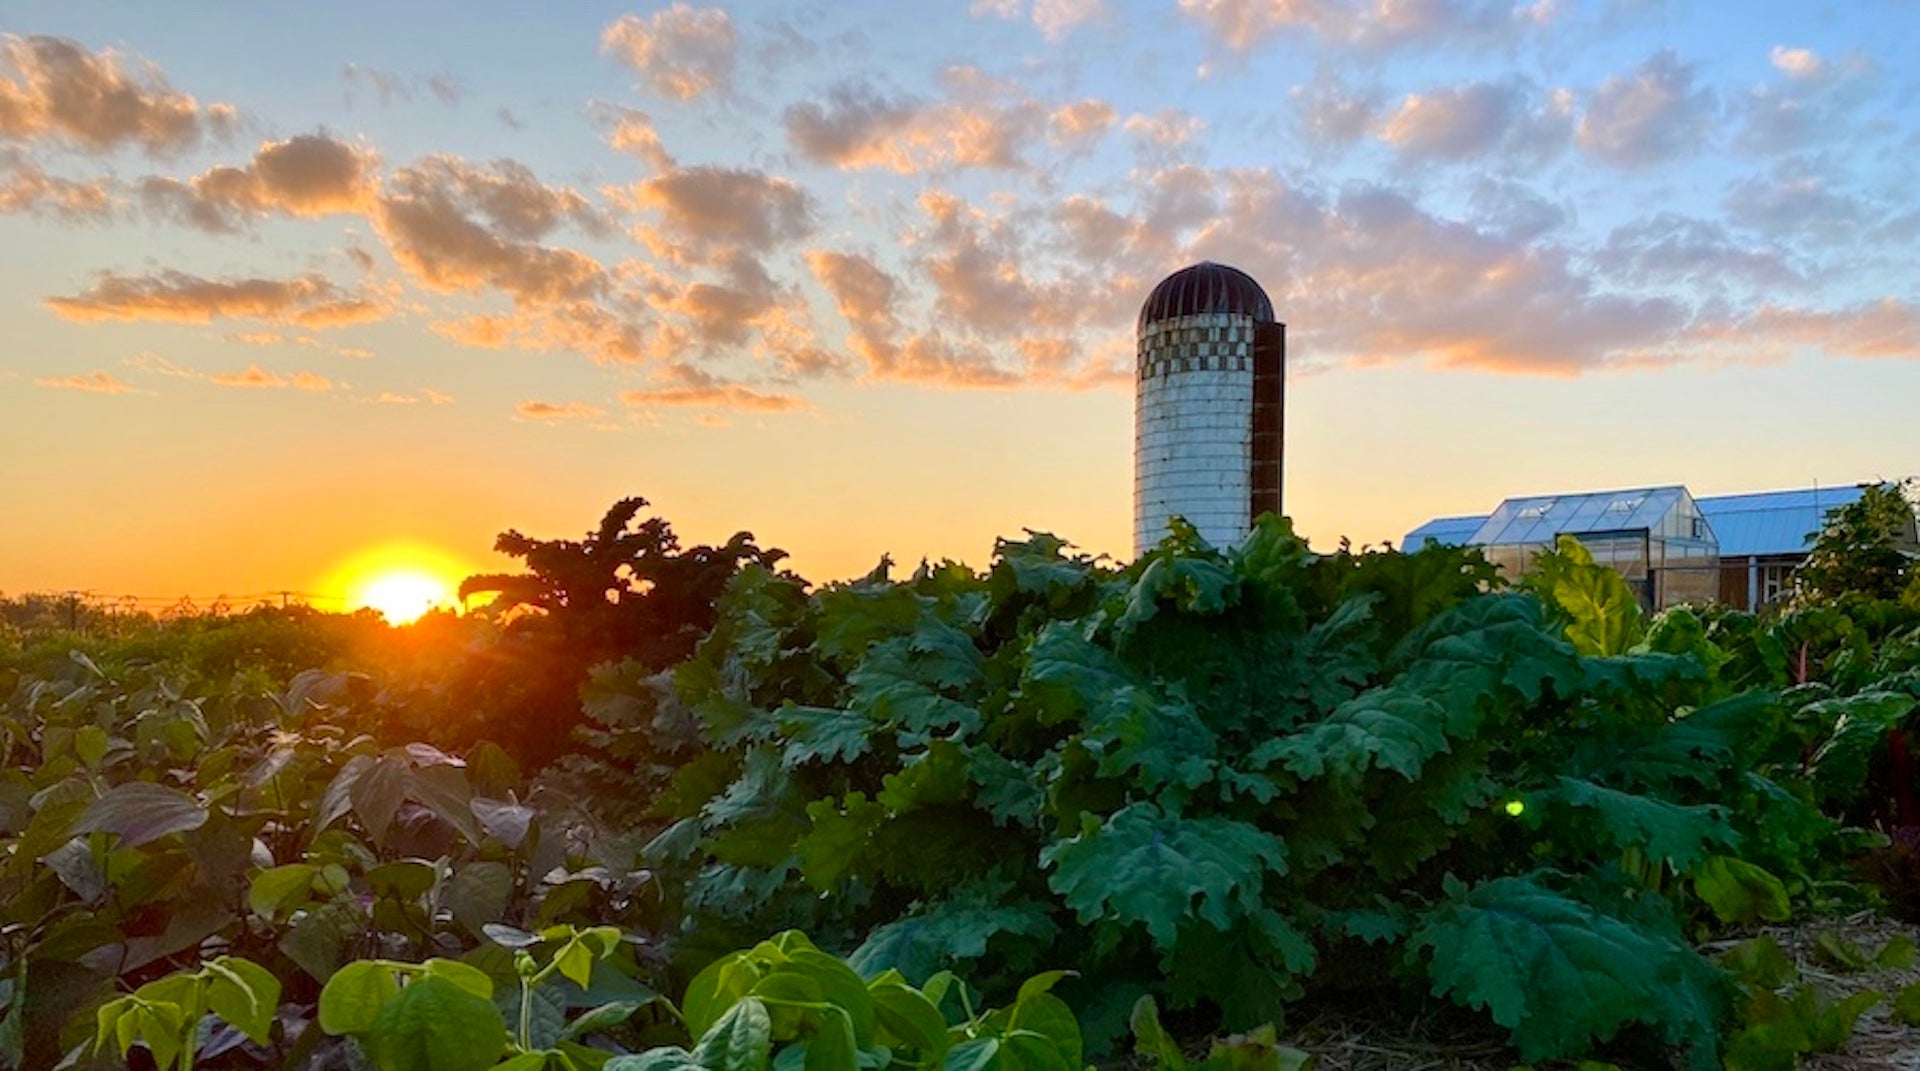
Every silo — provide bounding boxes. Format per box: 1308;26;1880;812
1133;262;1285;556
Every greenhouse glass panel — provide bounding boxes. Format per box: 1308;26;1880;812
1470;485;1719;610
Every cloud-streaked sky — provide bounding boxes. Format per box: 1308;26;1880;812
6;1;1920;599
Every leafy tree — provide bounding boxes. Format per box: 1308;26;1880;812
1796;481;1920;606
450;497;787;764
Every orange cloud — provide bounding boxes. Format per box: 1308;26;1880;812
376;156;610;304
1048;99;1117;146
620;363;808;411
46;271;387;327
595;104;675;172
623;165;813;261
0;151;116;221
516;400;606;422
208;364;333;390
141;134;377;231
782;78;1048;174
0;35;231;155
36;371;133;393
619;384;805;411
601;5;736;100
1177;0;1527;54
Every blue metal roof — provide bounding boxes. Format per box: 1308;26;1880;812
1404;515;1486;550
1695;485;1866;558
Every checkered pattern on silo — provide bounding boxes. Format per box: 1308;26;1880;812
1134;311;1256;555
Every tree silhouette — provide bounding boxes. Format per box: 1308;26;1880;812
450;496;786;764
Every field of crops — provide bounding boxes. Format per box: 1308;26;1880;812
6;496;1920;1070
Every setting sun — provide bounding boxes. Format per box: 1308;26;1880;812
320;544;473;624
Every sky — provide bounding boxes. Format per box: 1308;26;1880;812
4;0;1920;605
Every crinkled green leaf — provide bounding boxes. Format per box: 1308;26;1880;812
1264;692;1451;782
1555;778;1739;869
1413;876;1723;1064
1041;803;1286;952
779;707;876;768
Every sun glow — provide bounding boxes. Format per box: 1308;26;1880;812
321;544;473;624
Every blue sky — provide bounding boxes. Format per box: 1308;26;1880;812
3;0;1918;600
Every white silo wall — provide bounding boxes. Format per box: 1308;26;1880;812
1134;311;1256;555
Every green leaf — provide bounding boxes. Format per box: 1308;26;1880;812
471;797;538;848
1413;876;1723;1063
249;863;319;920
1892;980;1920;1026
1692;857;1792;925
1042;802;1287;952
1263;692;1451;782
281;900;362;982
1808;990;1881;1052
558;1002;649;1043
606;1049;702;1071
364;973;508;1071
779;707;876;768
445;860;515;936
556;936;599;990
112;997;186;1070
1555;779;1738;870
849;886;1057;983
368;859;439;901
1720;937;1795;991
783;949;876;1043
796;793;883;891
1813;931;1873;972
868;981;949;1061
69;782;207;849
685;954;768;1040
802;1005;857;1071
422;958;496;999
74;725;109;768
1526;536;1645;656
945;1038;1000;1071
1008;991;1081;1071
1129;996;1185;1070
1877;935;1917;970
1116;549;1239;640
319;961;402;1035
203;956;282;1045
351;753;410;846
691;996;774;1071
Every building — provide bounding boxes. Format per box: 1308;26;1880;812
1404;483;1914;611
1134;263;1285;555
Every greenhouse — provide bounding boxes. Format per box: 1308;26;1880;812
1462;485;1719;610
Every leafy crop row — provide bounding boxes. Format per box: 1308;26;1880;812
615;522;1865;1066
5;495;1920;1068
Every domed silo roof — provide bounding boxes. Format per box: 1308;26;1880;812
1137;262;1275;332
